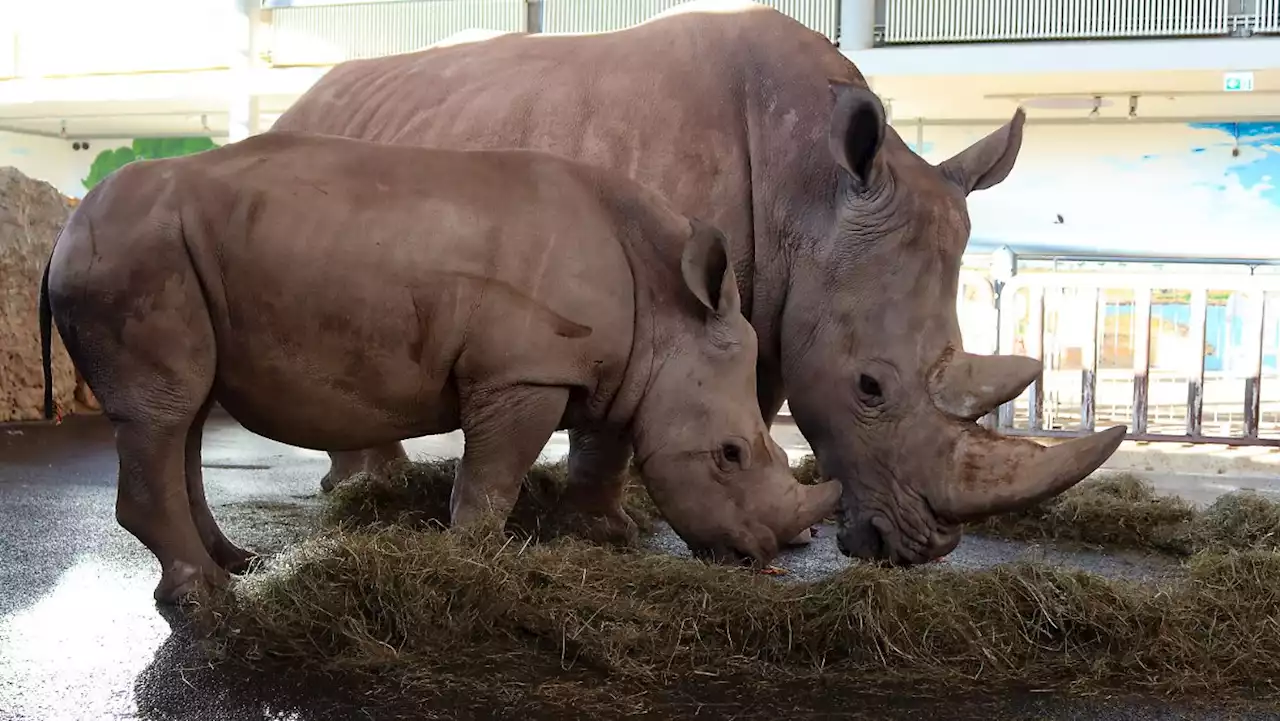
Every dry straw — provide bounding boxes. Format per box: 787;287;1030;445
975;472;1280;555
190;458;1280;708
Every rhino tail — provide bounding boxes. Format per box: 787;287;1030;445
39;250;56;421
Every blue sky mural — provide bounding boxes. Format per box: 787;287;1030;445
915;120;1280;257
1187;122;1280;208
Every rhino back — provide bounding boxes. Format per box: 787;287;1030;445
272;2;864;354
170;134;646;443
273;10;751;281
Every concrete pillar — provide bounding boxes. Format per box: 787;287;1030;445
228;95;262;143
227;0;263;142
839;0;877;51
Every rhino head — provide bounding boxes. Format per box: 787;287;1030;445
780;80;1126;566
633;219;841;565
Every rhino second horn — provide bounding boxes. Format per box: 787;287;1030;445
940;425;1128;522
929;352;1043;421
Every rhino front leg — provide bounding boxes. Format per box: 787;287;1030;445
557;426;640;547
756;358;787;429
321;443;408;493
450;385;570;531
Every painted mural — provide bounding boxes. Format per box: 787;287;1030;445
1;132;222;199
913;120;1280;258
916;119;1280;413
81;137;219;191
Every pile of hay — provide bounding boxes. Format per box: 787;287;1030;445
0;167;84;422
188;457;1280;710
974;472;1280;556
329;456;1280;557
193;523;1280;706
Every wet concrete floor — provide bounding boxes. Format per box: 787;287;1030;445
0;410;1276;720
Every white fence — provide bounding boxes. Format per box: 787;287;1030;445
268;0;528;65
1257;0;1280;33
539;0;839;39
881;0;1232;43
988;270;1280;446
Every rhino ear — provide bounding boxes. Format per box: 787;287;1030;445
935;107;1026;194
680;217;740;319
828;79;887;188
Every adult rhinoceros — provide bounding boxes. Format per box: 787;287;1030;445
271;0;1125;566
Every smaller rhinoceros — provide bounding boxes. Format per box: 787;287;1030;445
39;131;840;604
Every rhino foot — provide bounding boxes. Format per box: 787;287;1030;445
214;542;260;575
153;560;229;606
566;506;640;547
319;470;339;494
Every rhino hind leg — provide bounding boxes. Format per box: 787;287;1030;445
450;384;571;531
186;398;257;574
321;444;409;493
55;238;228;604
558;426;639;547
115;418;230;604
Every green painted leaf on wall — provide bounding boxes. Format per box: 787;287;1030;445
81;147;137;191
132;137;218;159
81;136;221;191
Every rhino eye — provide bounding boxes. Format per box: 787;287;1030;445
722;443;743;464
717;440;749;473
858;374;882;398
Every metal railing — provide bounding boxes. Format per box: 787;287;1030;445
539;0;839;40
989;271;1280;447
881;0;1232;44
260;0;1268;66
1258;0;1280;33
1;0;1275;79
268;0;528;65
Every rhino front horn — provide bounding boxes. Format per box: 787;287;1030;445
778;480;842;543
939;425;1127;521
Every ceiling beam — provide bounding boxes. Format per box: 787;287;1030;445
0;123;64;139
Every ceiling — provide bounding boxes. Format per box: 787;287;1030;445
2;67;1279;140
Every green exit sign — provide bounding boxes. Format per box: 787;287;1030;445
1224;72;1255;92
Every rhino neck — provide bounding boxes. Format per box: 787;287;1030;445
598;214;676;433
738;54;854;392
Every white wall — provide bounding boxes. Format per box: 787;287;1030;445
8;116;1278;260
0;133;231;200
0;132;87;198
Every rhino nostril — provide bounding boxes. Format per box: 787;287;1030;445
837;518;889;559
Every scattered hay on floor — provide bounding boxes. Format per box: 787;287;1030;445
973;472;1280;556
191;523;1280;707
324;457;660;545
324;456;1280;559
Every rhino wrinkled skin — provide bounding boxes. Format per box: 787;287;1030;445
39;132;840;604
271;0;1127;565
